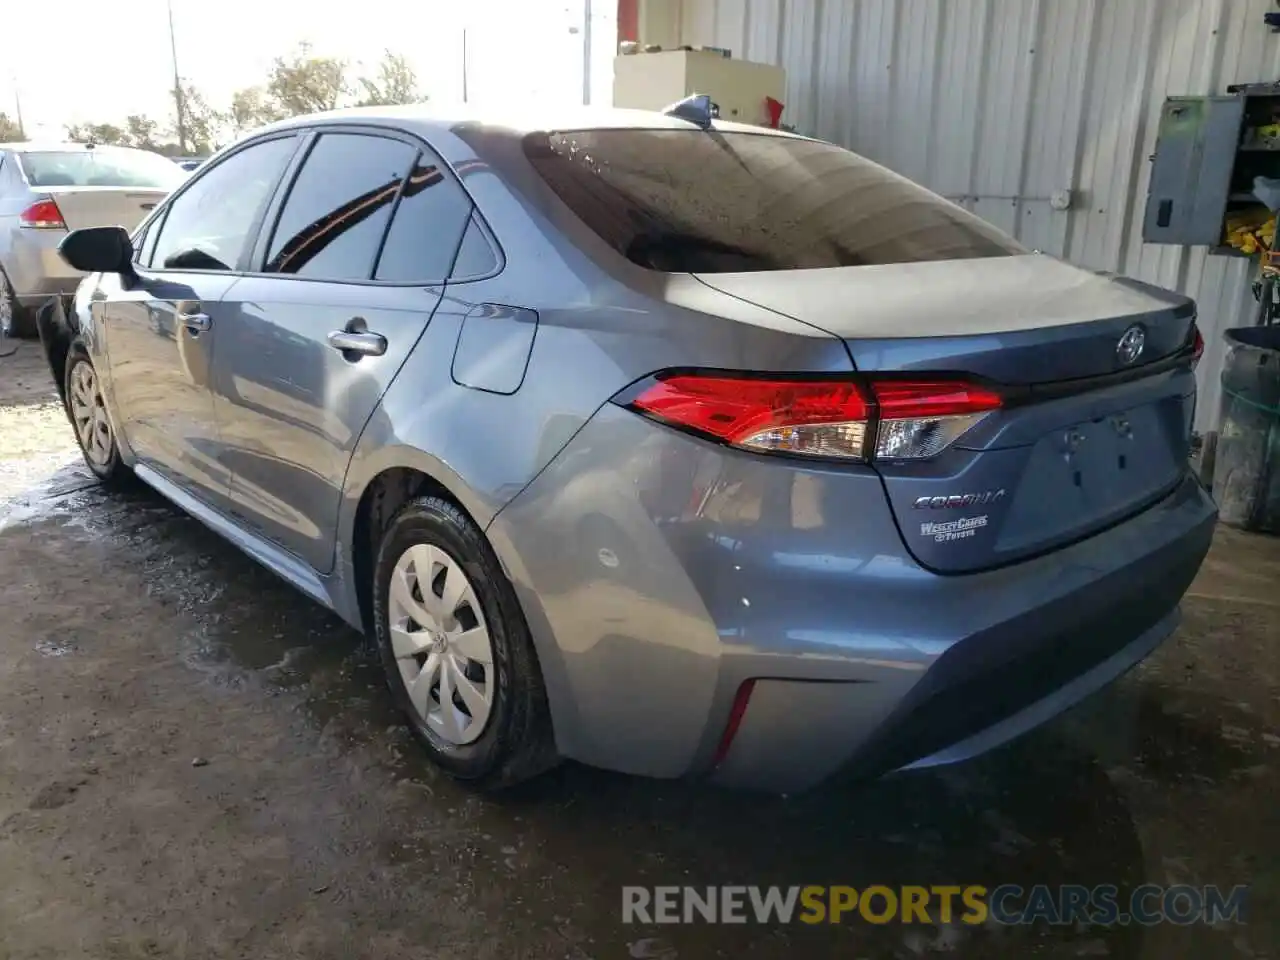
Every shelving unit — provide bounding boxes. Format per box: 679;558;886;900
1143;82;1280;251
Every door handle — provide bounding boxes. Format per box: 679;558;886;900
181;312;212;332
327;318;387;358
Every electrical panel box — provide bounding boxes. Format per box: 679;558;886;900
1143;85;1280;251
612;50;786;127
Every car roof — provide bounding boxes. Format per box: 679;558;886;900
252;102;805;141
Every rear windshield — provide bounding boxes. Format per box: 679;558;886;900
17;149;184;190
523;129;1024;272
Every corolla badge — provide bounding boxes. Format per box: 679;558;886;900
1116;325;1146;366
912;489;1006;509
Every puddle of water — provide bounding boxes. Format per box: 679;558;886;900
0;452;85;528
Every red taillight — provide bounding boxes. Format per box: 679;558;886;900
632;375;872;459
711;679;756;768
629;373;1001;462
870;381;1004;420
19;198;66;229
1191;326;1205;368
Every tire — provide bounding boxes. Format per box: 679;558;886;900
372;495;557;788
0;267;35;340
64;343;132;486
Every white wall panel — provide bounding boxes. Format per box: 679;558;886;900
674;0;1280;429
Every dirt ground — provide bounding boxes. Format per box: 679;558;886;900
0;340;1277;959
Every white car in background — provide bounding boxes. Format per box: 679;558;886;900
0;142;185;337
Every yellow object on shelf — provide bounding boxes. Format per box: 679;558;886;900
1223;213;1277;256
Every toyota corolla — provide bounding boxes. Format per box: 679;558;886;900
39;104;1216;792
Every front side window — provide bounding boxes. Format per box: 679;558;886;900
138;216;161;267
150;136;298;272
264;133;415;281
17;148;185;190
524;129;1024;273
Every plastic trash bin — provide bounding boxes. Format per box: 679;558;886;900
1213;325;1280;532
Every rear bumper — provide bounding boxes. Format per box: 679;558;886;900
7;229;80;302
488;405;1217;792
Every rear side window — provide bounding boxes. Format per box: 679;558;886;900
451;214;500;280
523;130;1024;273
373;151;474;283
264;133;414;281
17;148;184;190
150;135;297;271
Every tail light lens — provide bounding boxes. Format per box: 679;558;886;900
19;198;66;229
629;373;1001;462
631;375;871;459
871;380;1002;459
1190;325;1204;369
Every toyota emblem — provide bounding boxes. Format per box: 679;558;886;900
1116;325;1146;366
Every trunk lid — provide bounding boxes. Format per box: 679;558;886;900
696;254;1198;573
46;187;168;233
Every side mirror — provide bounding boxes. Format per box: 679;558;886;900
58;226;133;274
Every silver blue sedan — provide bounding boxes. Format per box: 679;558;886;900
39;104;1215;792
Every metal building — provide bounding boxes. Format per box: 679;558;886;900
625;0;1280;430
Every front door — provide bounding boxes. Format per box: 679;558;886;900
103;133;301;507
100;270;236;500
211;130;475;573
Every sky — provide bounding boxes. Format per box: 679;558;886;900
0;0;617;140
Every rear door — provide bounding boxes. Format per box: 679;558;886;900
102;134;300;506
212;128;475;573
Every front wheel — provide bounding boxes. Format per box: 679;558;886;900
64;345;131;485
372;496;557;788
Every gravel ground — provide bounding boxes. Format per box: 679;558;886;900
0;339;1276;959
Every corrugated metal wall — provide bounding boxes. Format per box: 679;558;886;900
672;0;1280;429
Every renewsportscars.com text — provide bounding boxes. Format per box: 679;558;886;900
622;884;1249;927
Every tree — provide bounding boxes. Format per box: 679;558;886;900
266;42;348;117
65;122;129;146
125;114;160;151
355;51;421;107
0;112;23;141
174;83;226;155
228;86;282;135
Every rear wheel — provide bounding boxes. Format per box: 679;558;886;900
64;345;131;485
372;496;557;788
0;268;34;340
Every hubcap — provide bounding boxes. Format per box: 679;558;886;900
69;361;113;469
387;543;495;745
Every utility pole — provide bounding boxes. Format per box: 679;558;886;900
168;0;187;154
461;28;470;103
12;83;24;139
581;0;593;105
